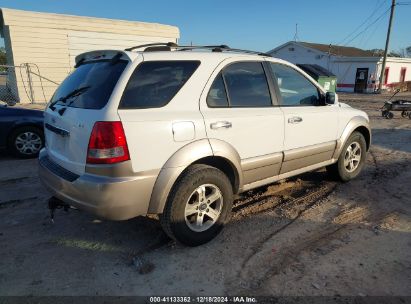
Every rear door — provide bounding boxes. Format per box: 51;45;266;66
200;60;284;185
44;56;128;175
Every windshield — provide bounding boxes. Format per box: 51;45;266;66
50;60;128;109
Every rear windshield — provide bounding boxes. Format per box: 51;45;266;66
50;60;128;109
119;61;200;109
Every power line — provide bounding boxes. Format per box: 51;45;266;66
342;7;391;47
336;0;388;46
361;12;386;48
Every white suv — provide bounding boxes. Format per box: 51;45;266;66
39;43;371;246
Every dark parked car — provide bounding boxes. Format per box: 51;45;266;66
0;100;44;158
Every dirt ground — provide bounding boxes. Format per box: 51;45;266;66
0;92;410;296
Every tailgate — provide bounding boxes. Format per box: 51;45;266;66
44;107;99;175
43;52;130;175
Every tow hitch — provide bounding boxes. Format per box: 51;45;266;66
48;197;70;223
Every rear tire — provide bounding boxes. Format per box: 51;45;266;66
326;131;367;182
8;126;44;158
160;164;233;246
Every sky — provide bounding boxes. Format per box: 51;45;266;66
0;0;410;52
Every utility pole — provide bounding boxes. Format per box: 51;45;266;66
378;0;396;92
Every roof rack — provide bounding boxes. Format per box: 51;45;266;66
124;42;178;52
124;42;271;57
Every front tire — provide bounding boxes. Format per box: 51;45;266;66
8;126;44;158
160;164;233;246
326;131;367;182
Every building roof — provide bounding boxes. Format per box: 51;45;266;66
269;41;380;58
0;8;180;38
299;42;379;57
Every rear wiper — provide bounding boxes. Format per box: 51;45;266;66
49;86;90;112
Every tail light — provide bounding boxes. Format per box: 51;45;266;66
87;121;130;164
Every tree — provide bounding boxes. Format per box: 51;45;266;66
368;48;403;57
406;46;411;57
388;50;402;57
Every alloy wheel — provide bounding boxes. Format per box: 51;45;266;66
15;132;42;155
184;184;224;232
344;141;362;173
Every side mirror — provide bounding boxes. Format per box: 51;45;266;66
325;92;335;105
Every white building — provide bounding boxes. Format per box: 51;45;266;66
0;8;180;103
268;41;411;93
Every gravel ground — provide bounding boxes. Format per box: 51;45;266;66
0;93;410;296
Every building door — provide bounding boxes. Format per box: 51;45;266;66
400;68;406;83
354;68;369;93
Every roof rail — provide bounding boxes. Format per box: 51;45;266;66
124;42;271;57
177;45;271;57
124;42;178;52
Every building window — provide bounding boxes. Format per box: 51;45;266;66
400;67;406;83
288;47;295;51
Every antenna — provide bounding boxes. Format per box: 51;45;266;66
293;23;300;42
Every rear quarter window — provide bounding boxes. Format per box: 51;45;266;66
119;61;200;109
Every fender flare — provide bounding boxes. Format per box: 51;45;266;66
147;139;242;214
333;116;371;160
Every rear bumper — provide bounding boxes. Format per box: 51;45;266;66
38;149;158;220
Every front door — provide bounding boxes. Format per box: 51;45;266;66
200;61;284;185
268;62;339;174
354;68;369;93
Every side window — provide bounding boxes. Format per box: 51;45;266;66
223;62;272;107
119;61;200;109
270;63;320;106
207;73;229;107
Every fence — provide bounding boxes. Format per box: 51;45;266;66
0;63;64;104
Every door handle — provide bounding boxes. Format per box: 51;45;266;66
210;121;232;129
288;117;303;124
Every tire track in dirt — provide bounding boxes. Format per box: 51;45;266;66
238;182;337;254
227;182;338;291
230;198;378;294
228;140;411;294
225;146;388;294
